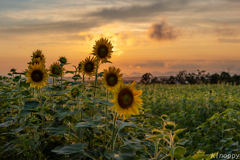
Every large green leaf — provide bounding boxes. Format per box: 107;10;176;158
75;120;101;128
51;143;87;154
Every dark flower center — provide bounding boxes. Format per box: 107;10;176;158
118;88;134;109
31;70;43;82
85;62;94;72
106;73;118;86
52;66;61;75
97;45;108;58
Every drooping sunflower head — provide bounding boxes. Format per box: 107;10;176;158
25;63;49;89
164;121;176;130
92;38;113;61
49;62;65;77
112;81;142;119
69;87;80;98
81;56;98;77
102;66;123;90
58;56;67;65
31;50;45;63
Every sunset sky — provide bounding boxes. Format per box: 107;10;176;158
0;0;240;77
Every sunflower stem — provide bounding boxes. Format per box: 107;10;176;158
52;77;55;109
103;89;108;149
111;112;118;150
39;88;44;123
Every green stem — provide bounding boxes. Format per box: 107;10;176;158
111;112;118;150
39;88;44;123
103;89;108;148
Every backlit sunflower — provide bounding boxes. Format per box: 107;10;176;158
28;58;45;68
25;63;49;89
49;62;65;77
81;56;98;77
112;81;142;119
102;66;123;90
92;38;113;61
31;50;45;63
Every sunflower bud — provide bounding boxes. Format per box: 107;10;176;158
58;56;67;65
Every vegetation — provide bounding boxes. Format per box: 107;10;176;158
141;70;240;85
1;38;239;159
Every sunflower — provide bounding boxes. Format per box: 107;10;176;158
81;56;98;77
28;58;45;67
69;87;80;98
25;63;49;89
31;50;45;63
102;66;123;90
49;62;65;77
58;56;67;65
92;38;113;61
112;81;142;118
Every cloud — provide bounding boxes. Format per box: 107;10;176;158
213;23;239;37
217;38;240;44
86;0;190;22
148;19;181;41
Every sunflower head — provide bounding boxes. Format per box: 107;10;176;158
112;81;142;119
81;56;98;77
164;121;176;130
25;63;49;89
92;38;113;62
50;62;65;77
102;66;123;90
69;87;80;98
31;50;45;63
58;56;67;65
161;114;168;121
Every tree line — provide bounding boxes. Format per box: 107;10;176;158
140;70;240;85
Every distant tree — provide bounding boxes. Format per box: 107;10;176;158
220;71;231;84
210;73;220;84
151;77;159;84
140;73;153;84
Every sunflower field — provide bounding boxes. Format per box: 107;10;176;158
0;38;240;160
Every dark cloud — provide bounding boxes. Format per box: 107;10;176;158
86;0;190;22
148;19;181;41
217;38;240;44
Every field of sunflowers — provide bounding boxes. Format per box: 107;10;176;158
0;38;240;160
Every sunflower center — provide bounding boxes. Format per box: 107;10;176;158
31;70;44;82
106;74;118;86
52;66;61;75
118;88;134;109
97;45;108;58
85;62;94;73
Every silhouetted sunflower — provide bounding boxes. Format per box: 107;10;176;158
112;81;142;119
25;63;49;89
92;38;113;61
81;56;97;77
50;62;65;77
102;66;123;90
58;56;67;65
31;50;45;63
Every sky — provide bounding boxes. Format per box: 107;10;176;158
0;0;240;77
